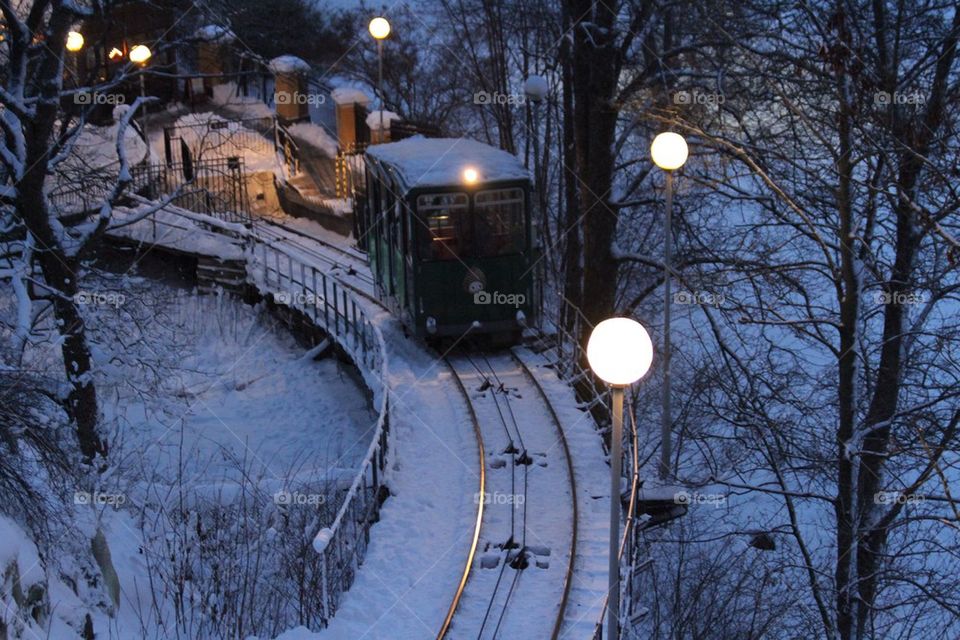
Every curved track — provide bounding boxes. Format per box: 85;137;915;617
439;349;577;640
249;218;581;638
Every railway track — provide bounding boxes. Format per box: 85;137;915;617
440;349;577;640
249;218;583;637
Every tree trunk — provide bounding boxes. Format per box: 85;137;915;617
560;0;581;333
568;0;621;352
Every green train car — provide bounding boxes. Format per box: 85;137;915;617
356;137;537;343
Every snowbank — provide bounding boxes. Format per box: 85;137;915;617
170;111;280;173
365;109;401;131
211;82;275;120
330;87;371;105
195;24;235;43
366;136;530;191
270;55;311;75
287;121;338;158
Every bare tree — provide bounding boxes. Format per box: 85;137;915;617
0;0;169;465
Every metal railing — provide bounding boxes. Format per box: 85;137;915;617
247;237;390;627
130;157;251;225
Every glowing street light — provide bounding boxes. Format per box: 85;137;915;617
368;17;391;140
66;31;84;52
587;317;654;640
368;17;391;40
650;131;688;170
129;44;152;64
649;131;688;482
462;167;479;185
129;44;153;157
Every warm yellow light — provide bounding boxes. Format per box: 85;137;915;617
586;318;654;386
108;47;123;61
650;132;688;171
369;17;391;40
462;167;479;185
66;31;84;52
129;44;152;64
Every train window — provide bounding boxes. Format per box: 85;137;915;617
474;188;525;257
417;193;468;260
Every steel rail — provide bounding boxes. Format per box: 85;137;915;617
437;362;487;640
510;350;579;640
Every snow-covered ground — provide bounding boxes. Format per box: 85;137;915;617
0;270;380;639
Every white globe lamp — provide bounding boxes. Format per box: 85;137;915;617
650;132;688;171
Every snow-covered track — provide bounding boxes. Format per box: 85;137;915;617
440;350;577;639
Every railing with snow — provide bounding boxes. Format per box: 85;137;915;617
247;238;390;626
531;298;651;638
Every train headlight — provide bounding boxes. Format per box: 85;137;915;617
426;316;438;334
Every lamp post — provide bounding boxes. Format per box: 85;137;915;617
65;30;83;87
129;44;152;157
368;17;390;142
649;132;688;481
523;75;547;221
587;318;654;640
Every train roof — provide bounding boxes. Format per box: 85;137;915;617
365;137;530;193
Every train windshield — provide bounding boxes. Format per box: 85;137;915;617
474;188;525;257
417;193;469;260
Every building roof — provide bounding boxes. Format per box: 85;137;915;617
366;137;529;193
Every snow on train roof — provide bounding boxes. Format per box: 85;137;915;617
366;137;530;191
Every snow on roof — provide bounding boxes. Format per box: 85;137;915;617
269;55;311;75
195;25;235;43
366;137;530;192
365;109;401;131
331;87;371;105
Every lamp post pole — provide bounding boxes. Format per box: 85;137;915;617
608;384;625;640
377;38;384;138
129;45;152;160
660;170;673;481
586;317;654;640
368;18;390;143
649;131;687;482
139;73;149;153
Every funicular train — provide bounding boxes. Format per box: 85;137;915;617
355;137;538;343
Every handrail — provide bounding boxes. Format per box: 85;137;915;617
245;235;392;627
